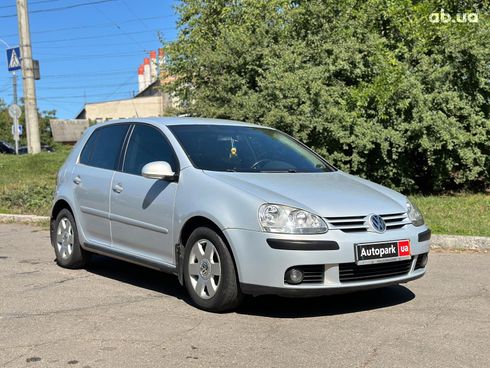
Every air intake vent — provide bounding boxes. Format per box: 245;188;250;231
415;253;428;269
339;258;413;282
301;266;324;284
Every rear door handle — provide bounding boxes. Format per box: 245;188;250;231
73;176;81;185
112;183;124;193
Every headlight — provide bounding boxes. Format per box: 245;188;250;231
258;204;328;234
406;200;424;227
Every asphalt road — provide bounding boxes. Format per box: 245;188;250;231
0;224;489;368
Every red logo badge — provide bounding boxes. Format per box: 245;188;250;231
397;240;411;257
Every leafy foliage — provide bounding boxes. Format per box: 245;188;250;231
0;98;56;147
164;0;489;193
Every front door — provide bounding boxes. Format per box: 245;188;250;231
110;124;179;264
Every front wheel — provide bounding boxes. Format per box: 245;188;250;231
183;227;243;312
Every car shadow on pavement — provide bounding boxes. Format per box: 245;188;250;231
85;255;190;302
236;286;415;318
85;255;415;317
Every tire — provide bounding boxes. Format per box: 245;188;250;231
51;208;90;269
183;227;243;312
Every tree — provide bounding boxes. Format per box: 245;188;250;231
0;98;56;146
164;0;490;193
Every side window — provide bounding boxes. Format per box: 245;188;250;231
79;124;129;170
79;130;99;165
123;125;177;176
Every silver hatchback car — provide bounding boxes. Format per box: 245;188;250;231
51;117;430;311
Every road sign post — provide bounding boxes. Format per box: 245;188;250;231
8;104;22;155
5;46;21;154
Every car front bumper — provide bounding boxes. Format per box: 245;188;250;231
223;225;430;296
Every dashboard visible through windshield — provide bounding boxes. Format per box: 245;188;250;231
168;124;335;173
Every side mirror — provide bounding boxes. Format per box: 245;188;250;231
141;161;176;180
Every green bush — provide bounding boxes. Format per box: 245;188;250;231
164;0;489;194
0;99;56;147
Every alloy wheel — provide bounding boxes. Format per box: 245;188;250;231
188;239;222;299
56;217;74;259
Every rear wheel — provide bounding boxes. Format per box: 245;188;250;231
183;227;243;312
51;209;90;269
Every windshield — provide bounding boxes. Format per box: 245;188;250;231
169;124;335;173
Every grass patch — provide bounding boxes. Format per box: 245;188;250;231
0;146;71;216
0;147;488;237
410;194;490;237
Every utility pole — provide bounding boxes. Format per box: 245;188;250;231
16;0;41;154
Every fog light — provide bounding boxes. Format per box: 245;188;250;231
419;254;428;268
285;268;304;285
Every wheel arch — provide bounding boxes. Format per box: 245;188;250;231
51;199;73;221
177;216;241;285
50;199;74;246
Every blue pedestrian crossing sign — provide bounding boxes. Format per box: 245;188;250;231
6;47;22;72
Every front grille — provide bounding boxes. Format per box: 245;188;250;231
325;212;410;233
339;258;413;282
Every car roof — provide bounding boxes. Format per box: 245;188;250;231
101;117;263;128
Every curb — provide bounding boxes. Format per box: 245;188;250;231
0;214;50;223
0;214;489;250
431;234;490;250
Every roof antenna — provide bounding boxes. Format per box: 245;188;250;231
131;98;139;118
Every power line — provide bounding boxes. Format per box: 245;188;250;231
9;90;132;100
30;29;163;44
42;68;135;78
39;81;135;90
36;97;78;115
39;73;138;82
0;84;12;93
37;51;144;62
30;38;175;50
1;14;176;38
120;0;152;31
98;74;134;100
0;0;118;18
0;0;69;10
91;2;148;50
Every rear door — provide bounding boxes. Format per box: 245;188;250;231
72;124;129;247
110;124;179;264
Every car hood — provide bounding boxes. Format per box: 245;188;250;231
203;170;407;217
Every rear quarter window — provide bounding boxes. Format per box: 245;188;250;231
79;124;129;170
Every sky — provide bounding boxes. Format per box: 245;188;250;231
0;0;179;118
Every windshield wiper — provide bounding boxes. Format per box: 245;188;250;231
258;169;297;173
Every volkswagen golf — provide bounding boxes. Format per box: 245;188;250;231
51;117;431;312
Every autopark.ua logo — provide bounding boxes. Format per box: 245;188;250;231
429;8;479;23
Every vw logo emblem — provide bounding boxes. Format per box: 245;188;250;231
368;214;386;233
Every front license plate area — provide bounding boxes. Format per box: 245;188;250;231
355;240;411;265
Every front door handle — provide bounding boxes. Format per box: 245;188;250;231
73;176;81;185
112;183;124;193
